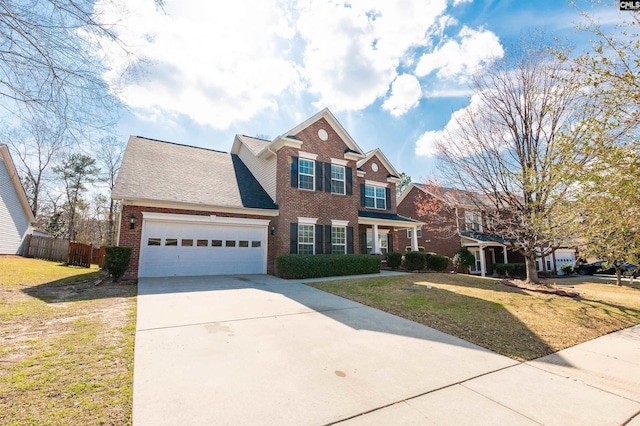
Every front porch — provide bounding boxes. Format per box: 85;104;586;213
460;232;523;277
358;210;421;258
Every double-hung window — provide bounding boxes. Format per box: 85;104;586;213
298;224;314;254
298;158;315;190
465;211;482;232
331;226;346;254
364;185;386;209
331;164;345;195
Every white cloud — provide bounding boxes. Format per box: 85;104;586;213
415;93;484;157
415;130;444;157
96;0;301;129
452;0;473;6
415;26;503;82
294;0;447;111
382;74;422;117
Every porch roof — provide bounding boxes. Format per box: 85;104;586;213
358;210;420;228
460;231;511;245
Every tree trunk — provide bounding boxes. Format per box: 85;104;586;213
616;267;622;286
525;255;539;283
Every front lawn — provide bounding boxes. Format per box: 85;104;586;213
0;256;137;425
307;273;640;361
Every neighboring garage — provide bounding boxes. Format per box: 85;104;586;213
138;212;270;277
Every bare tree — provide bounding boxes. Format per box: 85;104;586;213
4;113;69;217
0;0;131;134
436;34;598;283
94;136;124;245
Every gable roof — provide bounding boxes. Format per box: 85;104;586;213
397;182;492;208
239;109;367;159
112;136;278;211
357;149;401;181
233;134;271;155
0;144;35;223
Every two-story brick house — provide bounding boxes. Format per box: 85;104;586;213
113;109;420;278
396;183;525;276
397;183;577;276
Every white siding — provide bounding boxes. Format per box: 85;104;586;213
0;155;30;254
237;144;277;201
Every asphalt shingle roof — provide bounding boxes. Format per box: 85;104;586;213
358;210;420;223
237;135;270;155
112;136;277;210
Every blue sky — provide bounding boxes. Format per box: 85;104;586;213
100;0;620;183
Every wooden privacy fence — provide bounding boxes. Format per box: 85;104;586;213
92;245;106;268
22;235;69;262
67;242;92;268
23;235;102;268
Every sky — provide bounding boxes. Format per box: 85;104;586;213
97;0;621;184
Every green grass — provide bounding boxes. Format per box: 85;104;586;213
0;256;136;425
307;273;640;361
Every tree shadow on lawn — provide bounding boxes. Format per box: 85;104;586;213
409;272;532;296
21;268;136;303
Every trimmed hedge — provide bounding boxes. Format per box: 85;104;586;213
275;254;381;279
404;251;426;271
386;252;402;269
427;254;449;272
493;262;526;278
104;246;132;281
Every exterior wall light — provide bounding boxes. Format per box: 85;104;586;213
130;213;137;230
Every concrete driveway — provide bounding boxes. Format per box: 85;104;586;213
133;274;640;425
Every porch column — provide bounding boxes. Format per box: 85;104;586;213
479;245;487;277
411;225;419;251
503;245;508;264
372;224;380;254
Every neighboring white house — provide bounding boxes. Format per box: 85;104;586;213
0;144;34;254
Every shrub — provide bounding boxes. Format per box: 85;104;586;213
452;248;475;273
427;254;449;272
404;251;426;271
104;246;132;282
560;263;574;275
275;254;380;279
386;252;402;269
493;262;526;278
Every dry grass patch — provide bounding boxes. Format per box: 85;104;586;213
0;256;136;425
307;273;640;361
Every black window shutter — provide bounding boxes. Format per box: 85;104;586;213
361;232;367;254
324;163;332;193
315;224;323;254
290;156;298;188
388;233;393;253
347;227;354;254
360;184;365;206
346;167;353;195
290;223;298;254
325;225;332;255
315;161;323;191
385;187;391;210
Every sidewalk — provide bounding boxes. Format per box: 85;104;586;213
337;324;640;425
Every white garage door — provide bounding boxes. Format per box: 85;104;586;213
139;213;269;277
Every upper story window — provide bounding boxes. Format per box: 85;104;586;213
298;223;314;254
465;211;482;232
365;185;386;209
298;158;315;190
331;164;345;195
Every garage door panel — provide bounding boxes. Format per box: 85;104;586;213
139;220;266;277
